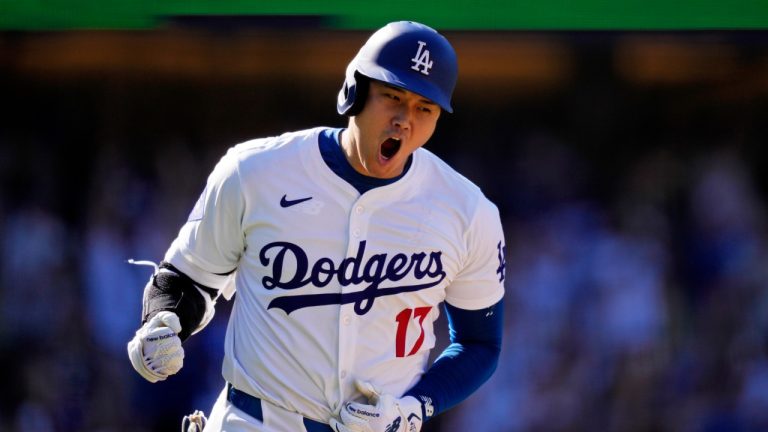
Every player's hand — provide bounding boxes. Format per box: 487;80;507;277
127;311;184;383
330;380;423;432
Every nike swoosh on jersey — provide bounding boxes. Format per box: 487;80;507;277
280;195;313;207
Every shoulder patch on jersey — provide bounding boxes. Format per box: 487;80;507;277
187;186;207;222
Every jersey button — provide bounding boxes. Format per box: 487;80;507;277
340;370;348;379
352;229;361;238
355;206;364;214
342;315;351;325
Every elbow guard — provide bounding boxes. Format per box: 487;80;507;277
141;261;218;342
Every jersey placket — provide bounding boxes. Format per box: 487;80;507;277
335;197;373;407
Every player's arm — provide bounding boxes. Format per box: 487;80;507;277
403;299;503;421
404;195;507;422
126;261;220;383
127;145;245;383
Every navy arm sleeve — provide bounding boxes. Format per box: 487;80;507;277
403;299;504;421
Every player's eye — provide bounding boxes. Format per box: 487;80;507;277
418;106;433;114
384;92;400;101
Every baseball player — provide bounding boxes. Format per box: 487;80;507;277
127;21;505;432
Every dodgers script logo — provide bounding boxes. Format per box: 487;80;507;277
259;240;446;315
410;41;433;75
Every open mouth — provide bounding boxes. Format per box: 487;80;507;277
380;138;401;160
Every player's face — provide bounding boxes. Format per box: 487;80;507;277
342;81;441;179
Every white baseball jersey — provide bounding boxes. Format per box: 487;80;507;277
164;127;505;423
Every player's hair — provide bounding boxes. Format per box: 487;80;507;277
337;21;458;116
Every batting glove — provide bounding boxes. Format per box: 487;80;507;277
330;380;423;432
127;311;184;383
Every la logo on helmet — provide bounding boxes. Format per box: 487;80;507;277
410;41;433;75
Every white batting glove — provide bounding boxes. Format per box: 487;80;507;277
127;311;184;383
330;380;423;432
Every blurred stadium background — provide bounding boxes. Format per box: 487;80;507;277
1;2;768;431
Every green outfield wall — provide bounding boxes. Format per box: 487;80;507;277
1;0;768;31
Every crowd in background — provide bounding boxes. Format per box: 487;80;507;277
1;34;767;432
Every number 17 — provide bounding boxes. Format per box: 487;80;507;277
395;306;432;358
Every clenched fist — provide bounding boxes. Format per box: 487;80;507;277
127;311;184;383
331;380;423;432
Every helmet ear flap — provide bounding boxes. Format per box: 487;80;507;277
337;72;369;116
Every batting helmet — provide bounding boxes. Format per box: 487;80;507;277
337;21;458;116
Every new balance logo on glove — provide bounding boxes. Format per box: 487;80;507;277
330;380;424;432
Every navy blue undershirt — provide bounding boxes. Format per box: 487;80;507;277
318;127;504;421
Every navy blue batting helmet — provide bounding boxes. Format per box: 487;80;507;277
337;21;458;116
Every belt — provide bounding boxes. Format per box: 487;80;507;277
226;383;333;432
